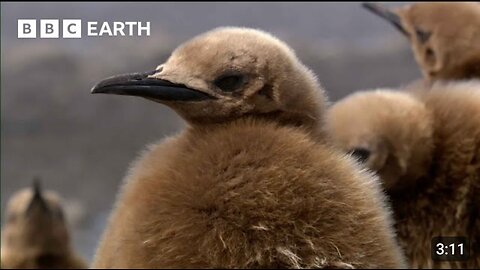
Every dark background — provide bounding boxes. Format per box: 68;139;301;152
1;2;419;262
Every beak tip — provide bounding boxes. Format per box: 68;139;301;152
90;84;103;94
361;2;371;8
361;2;381;14
32;177;41;194
27;177;50;214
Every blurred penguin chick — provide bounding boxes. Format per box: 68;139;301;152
1;181;87;269
363;2;480;81
326;80;480;268
90;27;406;268
326;90;434;191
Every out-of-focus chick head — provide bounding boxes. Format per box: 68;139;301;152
92;27;326;135
1;180;70;255
363;2;480;81
326;90;434;191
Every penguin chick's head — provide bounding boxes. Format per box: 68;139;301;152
92;27;326;134
2;180;70;254
326;90;434;191
363;2;480;81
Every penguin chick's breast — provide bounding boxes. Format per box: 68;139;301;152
93;118;405;268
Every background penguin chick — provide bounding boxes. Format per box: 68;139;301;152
325;89;434;191
326;81;480;268
364;2;480;81
91;27;406;268
0;181;87;269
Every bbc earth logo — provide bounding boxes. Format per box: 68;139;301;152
18;19;151;38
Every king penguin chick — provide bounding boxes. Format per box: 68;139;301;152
363;2;480;82
90;27;406;269
1;180;87;269
326;80;480;268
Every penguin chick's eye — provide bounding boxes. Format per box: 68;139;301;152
415;28;432;44
214;74;245;92
349;148;371;163
425;47;436;64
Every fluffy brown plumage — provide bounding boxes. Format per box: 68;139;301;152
90;27;406;268
326;80;480;268
363;2;480;81
1;181;87;269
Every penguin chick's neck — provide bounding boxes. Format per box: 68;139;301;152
186;104;325;141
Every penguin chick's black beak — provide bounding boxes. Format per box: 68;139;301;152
26;178;49;214
362;2;409;37
91;70;215;102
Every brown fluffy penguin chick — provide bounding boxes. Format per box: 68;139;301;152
363;2;480;81
90;27;406;269
1;180;87;269
326;81;480;268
